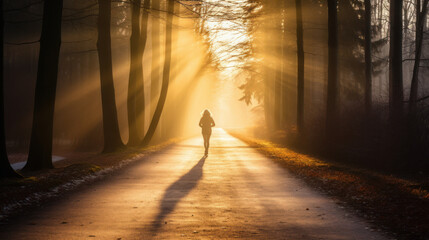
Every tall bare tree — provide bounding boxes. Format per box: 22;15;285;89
263;1;275;130
409;0;428;113
274;2;282;130
97;0;124;152
389;0;403;122
326;0;338;135
127;0;143;146
150;0;161;118
23;0;64;171
142;0;174;146
137;0;151;136
364;0;372;115
295;0;304;133
0;1;21;178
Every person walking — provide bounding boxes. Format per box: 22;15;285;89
199;109;215;155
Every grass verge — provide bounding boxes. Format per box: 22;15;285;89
228;131;429;240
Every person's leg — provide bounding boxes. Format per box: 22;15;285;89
206;134;211;150
203;134;208;152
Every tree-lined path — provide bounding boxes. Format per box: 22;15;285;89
0;129;387;239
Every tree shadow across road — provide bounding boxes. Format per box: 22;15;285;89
150;155;207;232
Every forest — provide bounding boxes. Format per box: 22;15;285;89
1;0;427;177
0;0;428;238
254;0;429;173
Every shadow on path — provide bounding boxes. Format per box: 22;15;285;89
150;155;207;232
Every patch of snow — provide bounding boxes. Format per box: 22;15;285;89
11;155;66;170
52;155;65;162
10;162;26;171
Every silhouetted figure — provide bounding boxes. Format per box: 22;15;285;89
199;109;215;155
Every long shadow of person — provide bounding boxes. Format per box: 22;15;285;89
150;155;207;233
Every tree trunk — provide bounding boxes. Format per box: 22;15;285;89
364;0;372;115
127;0;143;146
295;0;304;134
0;1;21;178
150;0;161;119
389;0;403;122
141;0;174;146
263;1;275;131
23;0;63;171
137;0;150;136
326;0;338;136
280;0;287;128
274;4;282;130
164;2;179;137
409;0;428;113
97;0;124;152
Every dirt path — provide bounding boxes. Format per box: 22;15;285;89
0;129;388;239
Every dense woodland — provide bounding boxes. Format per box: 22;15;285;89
253;0;429;172
0;0;428;178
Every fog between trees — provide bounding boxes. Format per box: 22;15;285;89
1;0;428;176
